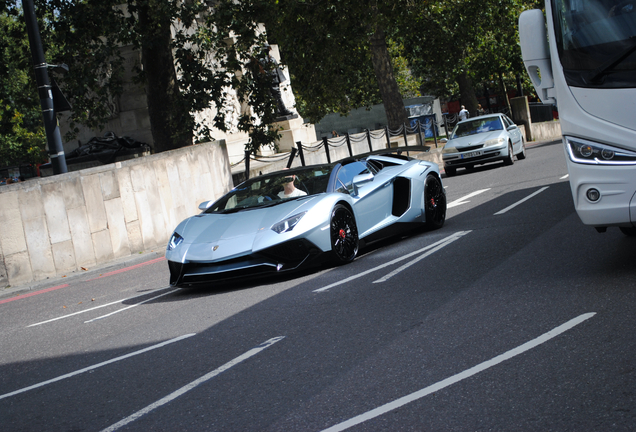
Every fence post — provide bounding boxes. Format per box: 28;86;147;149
402;122;409;156
432;117;438;148
417;120;424;147
296;141;306;166
345;133;353;157
385;126;391;148
444;114;450;138
286;147;297;168
244;150;251;180
365;129;373;153
322;137;331;163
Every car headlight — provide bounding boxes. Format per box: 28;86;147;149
271;212;307;234
566;136;636;165
167;232;184;250
484;137;506;147
442;146;458;154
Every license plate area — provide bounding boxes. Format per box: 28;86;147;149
461;150;482;159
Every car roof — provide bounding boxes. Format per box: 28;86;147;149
457;113;504;124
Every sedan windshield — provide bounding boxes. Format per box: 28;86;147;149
451;117;503;139
205;165;334;213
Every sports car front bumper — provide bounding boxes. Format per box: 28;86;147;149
168;238;322;287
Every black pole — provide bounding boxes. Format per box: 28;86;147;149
365;129;373;153
23;0;67;174
385;126;391;148
322;137;331;164
286;147;297;168
345;133;353;157
244;150;251;180
416;121;424;147
402;122;409;156
296;141;305;166
431;117;438;148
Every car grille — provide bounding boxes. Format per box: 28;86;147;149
458;144;484;152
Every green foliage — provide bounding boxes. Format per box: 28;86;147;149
404;0;540;105
0;8;47;167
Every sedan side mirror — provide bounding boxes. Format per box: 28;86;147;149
440;138;448;143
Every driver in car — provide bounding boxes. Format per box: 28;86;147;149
279;175;307;198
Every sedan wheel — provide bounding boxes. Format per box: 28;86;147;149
504;142;515;165
330;204;359;263
424;175;446;230
517;138;527;160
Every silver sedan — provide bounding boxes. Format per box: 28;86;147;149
441;113;526;176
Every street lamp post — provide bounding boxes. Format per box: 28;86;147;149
23;0;68;174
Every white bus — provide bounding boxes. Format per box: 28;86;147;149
519;1;636;235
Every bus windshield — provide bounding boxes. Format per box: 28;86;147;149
552;0;636;87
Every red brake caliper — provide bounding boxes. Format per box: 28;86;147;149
339;228;346;239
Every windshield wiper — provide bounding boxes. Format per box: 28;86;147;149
586;36;636;84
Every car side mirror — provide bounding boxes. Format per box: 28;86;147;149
440;138;448;143
352;172;374;187
507;125;517;131
198;201;212;210
351;172;374;195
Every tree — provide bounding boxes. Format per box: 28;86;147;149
0;7;48;167
404;0;539;116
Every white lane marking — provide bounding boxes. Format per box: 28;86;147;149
447;189;491;208
560;174;569;179
101;336;285;432
373;231;470;283
313;232;471;293
494;186;549;215
28;287;177;328
84;289;179;323
0;333;196;401
320;312;596;432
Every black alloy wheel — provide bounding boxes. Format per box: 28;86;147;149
424;175;446;230
330;204;359;263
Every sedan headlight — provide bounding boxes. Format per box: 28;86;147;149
484;137;506;147
566;136;636;165
167;232;184;250
442;146;458;154
271;212;307;234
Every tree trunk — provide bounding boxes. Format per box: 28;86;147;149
369;28;407;131
457;71;480;117
137;1;192;153
499;72;512;116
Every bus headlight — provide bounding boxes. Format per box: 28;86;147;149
566;136;636;165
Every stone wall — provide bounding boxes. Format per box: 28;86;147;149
0;141;233;288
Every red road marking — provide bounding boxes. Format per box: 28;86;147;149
88;256;165;281
0;284;70;305
0;256;166;304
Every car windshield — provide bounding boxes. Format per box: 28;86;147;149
205;165;334;213
552;0;636;87
451;117;503;138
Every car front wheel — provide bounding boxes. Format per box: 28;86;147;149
517;138;527;160
424;175;446;230
330;204;359;263
504;142;515;165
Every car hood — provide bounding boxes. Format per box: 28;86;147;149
173;196;319;262
448;130;504;148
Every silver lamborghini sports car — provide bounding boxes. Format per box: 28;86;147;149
166;153;446;287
